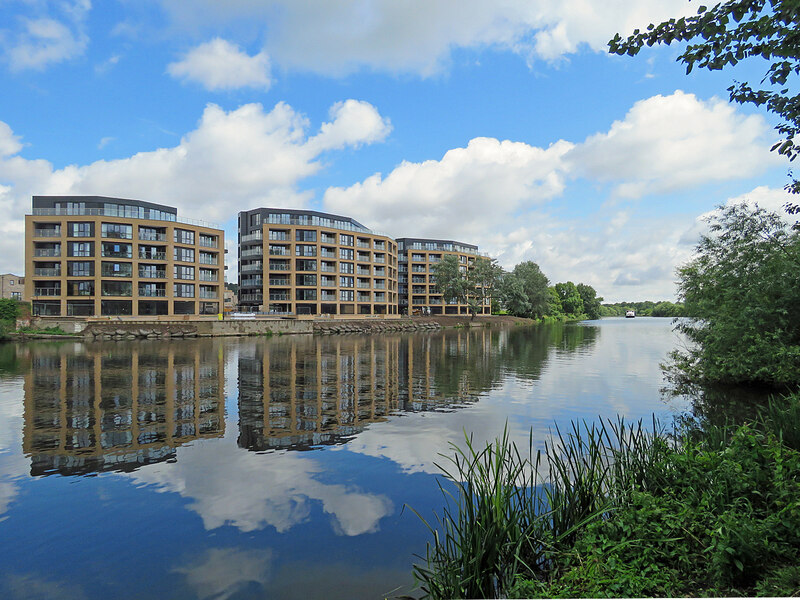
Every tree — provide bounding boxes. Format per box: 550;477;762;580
432;255;474;316
546;286;564;317
577;283;603;320
554;282;585;316
468;258;504;315
667;203;800;387
500;262;550;319
609;0;800;206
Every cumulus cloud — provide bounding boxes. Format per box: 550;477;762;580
127;440;394;535
153;0;694;75
567;91;778;199
174;547;273;600
0;99;390;274
168;38;272;91
1;1;90;71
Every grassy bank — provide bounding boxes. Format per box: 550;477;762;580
411;394;800;598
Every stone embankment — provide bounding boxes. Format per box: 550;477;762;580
313;319;442;335
84;325;200;341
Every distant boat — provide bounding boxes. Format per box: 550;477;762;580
625;310;635;318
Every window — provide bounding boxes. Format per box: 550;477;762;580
199;234;217;247
296;289;317;301
174;283;195;298
68;241;94;257
174;228;195;245
67;281;94;296
295;229;317;242
68;222;93;237
295;244;317;257
101;223;133;239
139;226;165;241
339;276;354;288
296;274;317;286
339;262;354;274
249;213;262;227
339;248;354;260
101;242;132;258
174;247;195;262
174;265;195;280
340;234;354;246
101;262;133;277
68;261;94;277
339;290;354;301
320;232;336;243
295;259;317;272
101;281;132;297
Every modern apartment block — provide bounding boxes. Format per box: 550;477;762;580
25;196;225;317
238;208;399;316
397;237;491;316
0;273;26;301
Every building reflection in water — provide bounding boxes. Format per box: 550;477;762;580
22;342;225;476
237;328;504;451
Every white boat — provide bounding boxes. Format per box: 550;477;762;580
625;310;635;318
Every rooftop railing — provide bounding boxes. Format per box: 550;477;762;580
31;207;220;230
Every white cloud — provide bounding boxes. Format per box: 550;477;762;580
127;439;394;535
567;91;778;199
0;99;390;274
2;1;90;71
154;0;694;75
167;38;272;91
174;548;273;600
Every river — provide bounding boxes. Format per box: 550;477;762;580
0;318;689;599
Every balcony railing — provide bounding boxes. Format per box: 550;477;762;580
199;238;217;248
321;265;336;273
268;278;289;286
357;282;370;289
321;292;336;301
242;231;263;243
34;268;61;276
269;293;289;301
138;288;166;297
269;248;289;256
357;295;371;302
31;207;219;229
241;263;263;272
199;291;217;299
103;231;133;240
199;256;218;265
34;249;61;257
139;251;167;261
139;232;166;242
34;229;61;237
139;270;166;279
241;247;263;257
240;293;263;302
268;263;289;271
241;279;262;287
199;273;218;282
34;288;61;296
101;269;133;278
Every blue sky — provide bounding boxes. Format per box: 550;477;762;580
0;0;792;300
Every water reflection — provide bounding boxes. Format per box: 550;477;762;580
22;342;225;476
236;325;598;452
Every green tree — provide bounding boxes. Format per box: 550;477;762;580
500;262;550;319
667;203;800;387
554;282;585;316
468;258;503;315
432;255;475;316
546;286;564;317
609;0;800;203
577;283;603;320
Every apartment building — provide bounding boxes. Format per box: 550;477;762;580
238;208;398;316
0;273;25;301
25;196;224;317
397;237;491;316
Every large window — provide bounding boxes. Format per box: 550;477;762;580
339;290;354;301
340;234;354;247
339;276;354;288
68;241;94;257
101;242;132;258
295;244;317;257
174;283;195;298
68;222;93;237
67;281;94;296
101;262;133;277
174;228;195;245
174;247;195;262
68;261;94;277
295;229;317;242
339;262;354;274
339;248;354;260
295;259;317;272
101;281;132;296
296;274;317;286
101;223;133;239
174;265;195;280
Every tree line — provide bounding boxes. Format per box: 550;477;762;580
431;256;603;320
600;300;685;318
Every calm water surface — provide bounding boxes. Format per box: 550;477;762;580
0;318;689;599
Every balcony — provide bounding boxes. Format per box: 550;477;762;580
139;232;166;242
199;256;218;265
320;264;336;273
139;250;167;260
241;247;263;257
198;272;218;282
320;249;336;258
374;256;386;264
241;278;262;287
357;282;370;289
268;278;289;286
34;267;61;277
34;228;61;237
241;263;263;272
101;269;133;278
240;293;263;303
34;288;61;296
269;293;289;301
138;288;166;297
268;263;289;271
269;248;289;256
321;291;336;301
199;237;217;248
357;294;371;302
374;282;386;290
356;268;370;276
139;270;166;279
242;231;263;243
199;291;218;299
34;248;61;257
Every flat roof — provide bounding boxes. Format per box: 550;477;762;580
240;207;370;232
33;195;177;214
395;237;479;250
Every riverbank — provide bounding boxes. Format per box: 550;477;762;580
7;314;537;342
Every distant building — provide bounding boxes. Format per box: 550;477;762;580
224;288;236;311
396;238;491;316
238;208;399;316
25;196;225;317
0;273;26;301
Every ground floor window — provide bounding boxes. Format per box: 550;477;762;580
67;301;94;316
199;302;218;315
101;300;132;315
173;301;195;315
138;300;168;316
32;301;61;316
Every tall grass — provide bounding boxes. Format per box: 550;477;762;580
411;394;800;599
410;418;672;599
